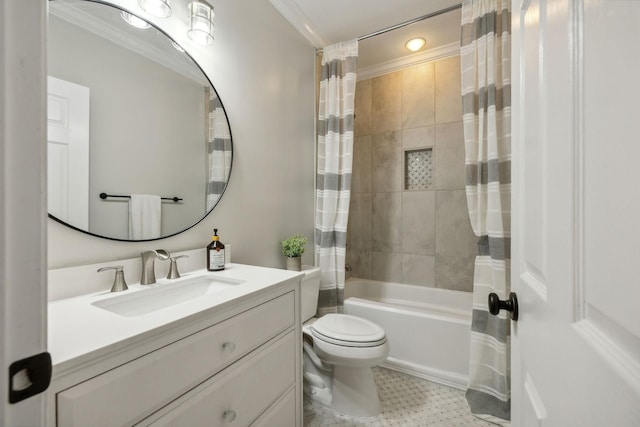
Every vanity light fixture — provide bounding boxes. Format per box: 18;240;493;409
120;11;151;29
405;37;426;52
187;0;215;45
138;0;172;18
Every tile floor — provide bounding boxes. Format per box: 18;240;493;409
303;367;496;427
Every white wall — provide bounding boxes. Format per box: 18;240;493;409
48;0;316;270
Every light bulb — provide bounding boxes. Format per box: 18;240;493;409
405;37;426;52
121;11;151;29
138;0;172;18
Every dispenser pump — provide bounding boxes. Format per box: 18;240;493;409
207;228;225;271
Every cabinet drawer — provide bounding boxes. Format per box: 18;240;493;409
57;292;294;427
250;387;296;427
144;331;296;427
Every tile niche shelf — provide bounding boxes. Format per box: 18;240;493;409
404;148;433;190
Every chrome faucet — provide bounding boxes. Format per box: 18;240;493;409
140;249;170;285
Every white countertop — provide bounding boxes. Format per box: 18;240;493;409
48;263;303;373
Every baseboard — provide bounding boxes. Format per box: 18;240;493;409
380;357;469;391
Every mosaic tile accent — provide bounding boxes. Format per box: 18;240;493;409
303;367;496;427
405;149;433;190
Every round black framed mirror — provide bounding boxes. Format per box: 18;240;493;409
47;0;232;241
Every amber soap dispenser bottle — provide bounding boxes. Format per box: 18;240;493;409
207;228;225;271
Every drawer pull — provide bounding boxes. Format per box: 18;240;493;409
223;409;237;422
222;342;236;353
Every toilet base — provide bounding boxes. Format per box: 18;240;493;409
304;360;382;418
331;365;381;417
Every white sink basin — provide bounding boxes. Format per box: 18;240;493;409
91;274;244;317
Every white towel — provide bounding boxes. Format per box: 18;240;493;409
128;194;161;240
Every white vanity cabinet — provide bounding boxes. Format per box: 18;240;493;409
47;268;302;427
139;331;296;426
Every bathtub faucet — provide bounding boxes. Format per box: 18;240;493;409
345;263;353;272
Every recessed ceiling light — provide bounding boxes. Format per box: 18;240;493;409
120;11;151;29
405;37;426;52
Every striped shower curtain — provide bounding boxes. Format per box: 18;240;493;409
206;88;232;211
461;0;511;423
314;39;358;316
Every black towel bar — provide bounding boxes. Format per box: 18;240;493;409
99;193;182;203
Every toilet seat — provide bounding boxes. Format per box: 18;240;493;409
310;314;387;348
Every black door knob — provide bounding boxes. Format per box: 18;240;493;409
488;292;519;321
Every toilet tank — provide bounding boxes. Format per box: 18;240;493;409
300;266;321;322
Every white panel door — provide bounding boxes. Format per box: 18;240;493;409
47;76;90;229
512;0;640;424
0;0;48;424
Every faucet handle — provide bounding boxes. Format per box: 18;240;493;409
97;266;128;292
154;249;170;260
167;255;188;279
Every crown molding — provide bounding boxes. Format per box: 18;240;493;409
357;41;459;81
268;0;326;47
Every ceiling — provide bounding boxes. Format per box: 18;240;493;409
269;0;462;70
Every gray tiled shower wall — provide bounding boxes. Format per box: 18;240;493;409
346;55;477;292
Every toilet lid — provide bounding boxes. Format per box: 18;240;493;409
310;314;386;347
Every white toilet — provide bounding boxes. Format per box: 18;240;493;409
301;266;389;417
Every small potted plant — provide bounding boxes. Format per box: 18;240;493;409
281;234;307;271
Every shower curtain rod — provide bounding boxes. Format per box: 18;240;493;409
315;3;462;53
357;3;462;42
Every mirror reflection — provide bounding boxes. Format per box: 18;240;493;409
47;0;232;241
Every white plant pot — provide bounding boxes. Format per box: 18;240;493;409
286;256;302;271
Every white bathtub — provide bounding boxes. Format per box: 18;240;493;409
344;278;472;390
